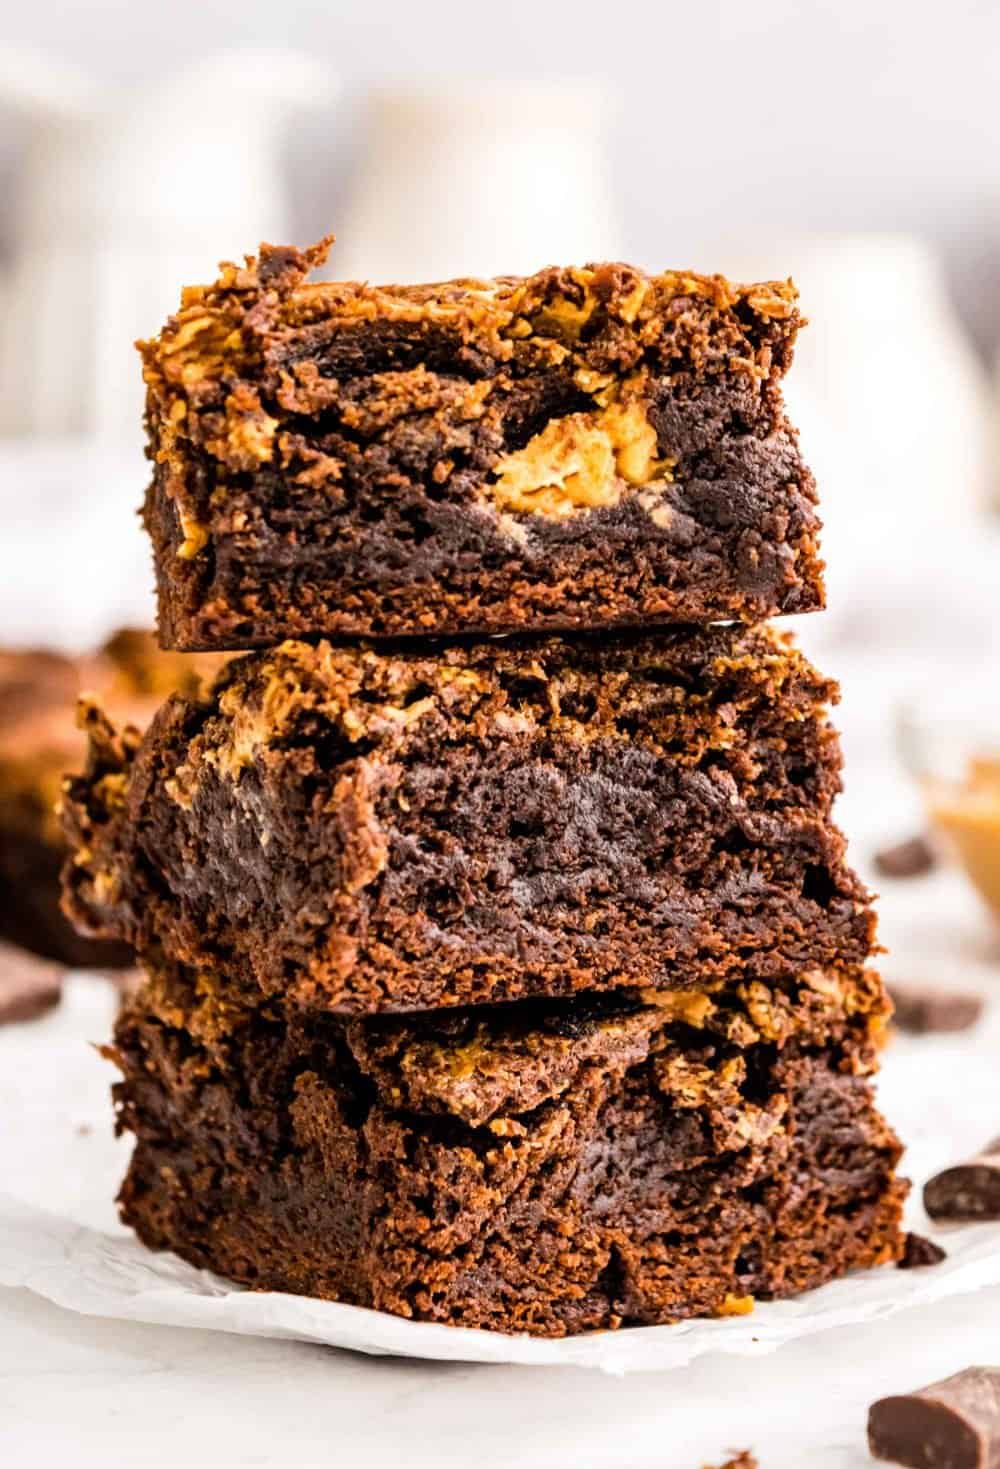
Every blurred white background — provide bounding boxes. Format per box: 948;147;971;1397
0;0;997;684
1;0;999;345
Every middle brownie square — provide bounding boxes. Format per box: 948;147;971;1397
62;624;874;1014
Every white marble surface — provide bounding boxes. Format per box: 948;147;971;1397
3;1279;1000;1469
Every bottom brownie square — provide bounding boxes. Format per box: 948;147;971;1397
109;960;906;1337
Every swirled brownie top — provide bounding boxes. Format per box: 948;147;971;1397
139;238;822;650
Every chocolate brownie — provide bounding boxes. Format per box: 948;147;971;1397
139;239;823;650
62;624;874;1013
0;631;225;966
108;957;905;1336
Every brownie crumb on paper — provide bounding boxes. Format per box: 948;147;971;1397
897;1232;947;1269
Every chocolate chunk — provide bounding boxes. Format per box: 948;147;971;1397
60;627;876;1016
889;983;984;1035
897;1232;947;1269
868;1368;1000;1467
0;941;63;1024
874;835;937;879
0;630;222;968
925;1141;1000;1221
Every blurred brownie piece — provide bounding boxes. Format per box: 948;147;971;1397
62;623;876;1014
874;834;937;879
888;982;983;1034
924;1139;1000;1221
0;631;224;966
139;239;823;650
108;956;904;1336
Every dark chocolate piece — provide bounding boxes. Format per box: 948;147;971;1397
139;239;824;650
107;956;905;1337
868;1368;1000;1468
889;983;984;1035
874;835;937;880
924;1143;1000;1221
0;941;62;1024
61;625;877;1015
897;1232;947;1269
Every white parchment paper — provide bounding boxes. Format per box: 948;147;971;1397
1;971;999;1374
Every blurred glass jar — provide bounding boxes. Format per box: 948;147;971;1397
898;676;1000;916
333;81;623;284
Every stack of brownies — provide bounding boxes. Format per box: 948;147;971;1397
61;239;906;1336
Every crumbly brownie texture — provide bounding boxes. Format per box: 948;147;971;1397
140;239;823;650
0;633;225;966
62;625;874;1014
109;958;904;1336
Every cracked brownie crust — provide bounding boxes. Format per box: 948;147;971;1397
109;958;905;1336
140;239;823;649
62;624;874;1013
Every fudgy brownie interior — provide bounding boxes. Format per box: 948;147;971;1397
62;625;874;1012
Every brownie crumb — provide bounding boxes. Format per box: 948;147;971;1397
703;1454;758;1469
874;834;937;879
106;957;906;1336
889;983;984;1035
897;1232;947;1269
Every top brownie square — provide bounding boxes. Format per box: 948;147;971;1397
140;239;823;650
